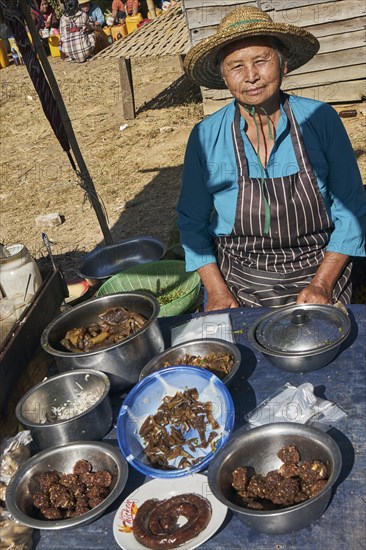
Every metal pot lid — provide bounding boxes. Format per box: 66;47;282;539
254;304;349;353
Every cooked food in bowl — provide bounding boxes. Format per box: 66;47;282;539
163;352;234;380
139;339;241;386
232;444;328;510
34;374;106;424
132;493;212;549
31;459;113;520
207;422;342;534
155;289;185;305
117;366;235;478
6;442;128;530
60;306;148;352
139;388;220;470
16;370;113;450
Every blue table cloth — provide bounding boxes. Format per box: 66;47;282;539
35;304;366;550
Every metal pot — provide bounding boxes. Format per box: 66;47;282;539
248;304;351;372
41;292;164;392
207;422;342;534
16;370;113;450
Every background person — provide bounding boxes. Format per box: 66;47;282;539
178;5;366;311
78;0;105;28
111;0;140;22
30;0;59;36
59;0;95;62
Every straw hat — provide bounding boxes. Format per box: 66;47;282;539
184;5;319;89
78;0;90;4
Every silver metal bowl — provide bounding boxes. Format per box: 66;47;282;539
208;422;342;535
16;370;113;450
41;292;165;392
76;236;165;286
5;441;129;530
139;338;241;386
248;304;351;372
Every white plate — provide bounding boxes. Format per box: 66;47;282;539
113;474;228;550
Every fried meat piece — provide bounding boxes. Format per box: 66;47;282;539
73;459;92;475
277;445;301;464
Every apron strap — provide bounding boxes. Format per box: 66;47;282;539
232;94;315;176
233;105;247;178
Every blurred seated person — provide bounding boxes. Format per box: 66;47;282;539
59;0;96;62
78;0;108;52
30;0;59;36
112;0;139;22
78;0;105;27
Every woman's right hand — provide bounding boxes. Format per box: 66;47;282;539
198;262;239;312
205;291;239;312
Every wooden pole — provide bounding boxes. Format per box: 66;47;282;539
19;0;113;245
119;56;136;119
146;0;157;19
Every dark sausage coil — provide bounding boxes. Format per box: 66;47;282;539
133;493;212;549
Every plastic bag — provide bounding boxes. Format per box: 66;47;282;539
0;431;32;485
171;312;234;345
0;507;33;550
245;382;347;430
0;432;33;550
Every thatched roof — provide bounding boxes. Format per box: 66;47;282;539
94;5;190;60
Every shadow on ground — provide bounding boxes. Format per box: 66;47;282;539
137;75;202;114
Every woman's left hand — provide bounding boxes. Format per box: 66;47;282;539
297;251;350;305
296;282;332;304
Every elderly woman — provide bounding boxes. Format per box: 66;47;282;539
177;5;366;310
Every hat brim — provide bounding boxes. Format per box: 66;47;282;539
184;22;319;89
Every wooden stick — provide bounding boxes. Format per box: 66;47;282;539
119;56;136;119
19;0;113;245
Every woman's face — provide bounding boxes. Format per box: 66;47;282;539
80;1;90;12
40;0;49;12
221;37;287;110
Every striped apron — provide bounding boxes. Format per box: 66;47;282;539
215;98;352;308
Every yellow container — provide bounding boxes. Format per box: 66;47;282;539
111;24;127;41
0;38;9;69
125;13;143;34
48;35;60;57
27;32;33;44
8;37;23;65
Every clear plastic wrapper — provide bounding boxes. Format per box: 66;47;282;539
0;432;32;485
245;382;347;430
0;507;33;550
0;432;33;549
171;313;234;345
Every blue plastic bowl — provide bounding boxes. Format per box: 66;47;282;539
117;366;235;478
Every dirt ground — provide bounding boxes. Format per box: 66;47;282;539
0;54;365;279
